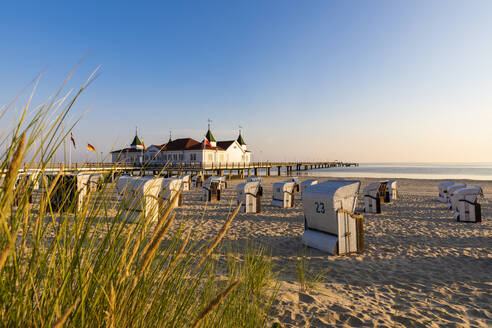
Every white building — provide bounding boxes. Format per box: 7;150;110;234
111;128;251;165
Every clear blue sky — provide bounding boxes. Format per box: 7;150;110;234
1;0;491;162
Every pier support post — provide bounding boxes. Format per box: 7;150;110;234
254;168;258;176
277;167;281;176
267;167;270;176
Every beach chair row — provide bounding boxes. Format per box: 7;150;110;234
438;181;483;222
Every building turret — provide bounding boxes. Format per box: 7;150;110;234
237;132;247;151
205;128;217;147
130;133;144;150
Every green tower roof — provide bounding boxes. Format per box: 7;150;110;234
237;133;246;145
131;135;143;146
205;129;216;142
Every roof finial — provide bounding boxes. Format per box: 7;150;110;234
238;125;243;135
135;126;138;136
208;118;212;131
169;130;172;142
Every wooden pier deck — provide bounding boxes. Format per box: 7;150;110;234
18;161;358;178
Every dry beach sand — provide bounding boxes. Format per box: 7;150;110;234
170;176;491;327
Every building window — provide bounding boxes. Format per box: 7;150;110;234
179;154;183;160
190;153;197;161
208;154;213;162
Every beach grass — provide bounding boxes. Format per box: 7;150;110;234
0;69;277;327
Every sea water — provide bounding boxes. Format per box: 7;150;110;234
294;163;492;181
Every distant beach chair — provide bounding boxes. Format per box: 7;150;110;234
215;176;228;189
453;187;483;222
300;179;318;198
192;174;203;188
178;174;191;191
387;180;398;201
13;174;34;206
236;181;262;213
246;176;263;184
271;181;296;208
202;177;222;202
363;182;382;213
302;180;363;255
116;176;163;222
446;184;467;210
160;177;183;208
438;181;454;203
77;173;102;211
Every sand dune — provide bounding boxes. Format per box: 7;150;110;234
169;176;491;327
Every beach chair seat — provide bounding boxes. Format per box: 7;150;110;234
43;175;78;213
453;187;483;222
116;176;163;222
289;177;300;192
438;181;454;203
302;180;363;255
271;181;296;208
236;181;262;213
446;184;466;210
378;181;390;203
192;175;203;188
202;177;222;202
363;182;381;214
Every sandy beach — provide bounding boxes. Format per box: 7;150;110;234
169;176;491;327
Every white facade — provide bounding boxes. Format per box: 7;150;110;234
112;130;251;165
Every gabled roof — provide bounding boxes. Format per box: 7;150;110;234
205;129;216;142
216;140;235;150
131;135;143;146
153;138;224;151
111;147;142;154
236;133;246;145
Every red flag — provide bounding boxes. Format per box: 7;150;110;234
142;141;147;151
70;132;76;149
204;138;212;148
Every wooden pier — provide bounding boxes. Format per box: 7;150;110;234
18;161;358;178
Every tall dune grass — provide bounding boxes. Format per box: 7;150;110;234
0;70;277;327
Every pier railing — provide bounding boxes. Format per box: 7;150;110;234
18;161;358;173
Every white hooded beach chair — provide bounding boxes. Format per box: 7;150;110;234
271;181;296;208
387;180;398;201
302;180;363;255
438;181;454;203
178;174;191;191
76;173;93;211
160;178;183;208
116;176;163;222
236;181;263;213
363;182;382;213
202;176;222;202
446;184;467;210
192;174;203;188
453;187;483;222
300;179;318;198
